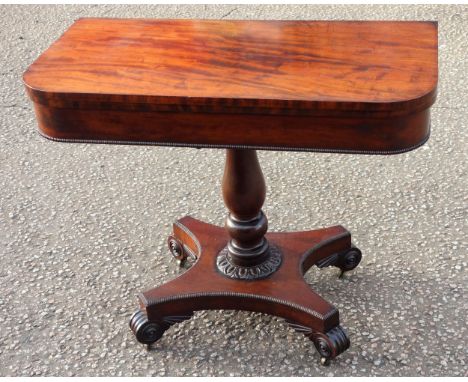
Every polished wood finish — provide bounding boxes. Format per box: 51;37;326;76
24;19;438;153
222;149;269;266
136;215;358;364
223;150;266;221
132;149;361;364
24;18;438;364
31;103;431;153
143;216;349;330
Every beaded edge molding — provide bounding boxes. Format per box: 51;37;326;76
139;291;338;321
173;220;202;261
37;130;430;156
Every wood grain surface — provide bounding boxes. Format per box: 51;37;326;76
24;18;438;114
24;19;438;152
141;216;352;333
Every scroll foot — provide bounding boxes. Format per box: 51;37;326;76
287;320;350;365
316;244;362;276
168;235;197;268
311;325;350;365
129;308;193;347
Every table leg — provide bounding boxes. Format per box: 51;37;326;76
129;149;361;365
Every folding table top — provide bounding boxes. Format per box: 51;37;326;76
24;19;438;154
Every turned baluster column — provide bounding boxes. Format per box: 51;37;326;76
216;149;282;279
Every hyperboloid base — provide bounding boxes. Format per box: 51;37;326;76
130;216;361;365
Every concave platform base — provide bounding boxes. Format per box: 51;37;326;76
130;216;362;365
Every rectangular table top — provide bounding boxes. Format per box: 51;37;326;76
25;18;437;114
24;19;438;153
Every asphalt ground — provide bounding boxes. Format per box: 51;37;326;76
0;4;466;377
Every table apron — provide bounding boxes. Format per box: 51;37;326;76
33;103;431;154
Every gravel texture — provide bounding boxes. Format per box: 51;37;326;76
0;4;467;377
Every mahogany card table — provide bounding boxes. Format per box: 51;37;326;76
24;18;438;365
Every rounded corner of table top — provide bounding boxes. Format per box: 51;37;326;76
385;82;438;115
23;71;42;101
23;65;60;105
